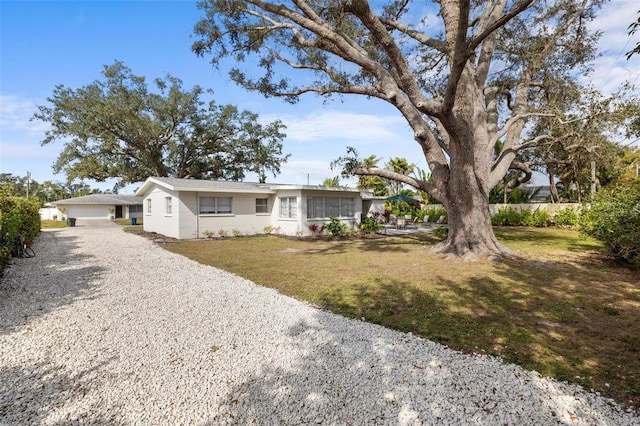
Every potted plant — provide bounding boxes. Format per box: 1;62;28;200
108;207;115;220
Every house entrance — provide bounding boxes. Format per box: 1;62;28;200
115;205;123;218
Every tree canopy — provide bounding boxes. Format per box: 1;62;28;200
33;61;290;186
192;0;618;259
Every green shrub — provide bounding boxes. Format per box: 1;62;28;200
532;209;552;227
425;206;448;223
360;216;384;234
491;206;523;226
326;216;347;236
554;207;579;227
579;180;640;269
519;209;534;226
433;227;448;240
0;196;41;269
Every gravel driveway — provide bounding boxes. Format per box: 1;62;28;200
0;223;638;425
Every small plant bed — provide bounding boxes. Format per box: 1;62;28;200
124;227;177;243
163;227;640;412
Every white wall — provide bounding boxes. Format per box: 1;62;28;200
39;206;62;220
272;189;303;236
300;189;363;236
422;203;580;216
143;187;182;239
197;192;274;238
364;199;386;216
142;185;366;239
143;187;278;239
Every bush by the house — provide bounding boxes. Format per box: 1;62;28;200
326;216;347;237
0;195;41;269
579;179;640;269
360;216;384;234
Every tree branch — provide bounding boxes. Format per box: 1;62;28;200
353;166;446;202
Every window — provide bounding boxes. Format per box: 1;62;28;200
165;197;172;215
256;198;269;213
279;197;297;218
199;197;233;214
146;199;152;214
129;205;143;215
307;197;355;218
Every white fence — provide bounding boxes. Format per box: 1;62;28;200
423;203;580;215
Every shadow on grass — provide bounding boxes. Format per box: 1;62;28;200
494;226;601;253
312;256;640;411
162;229;639;412
0;230;107;337
205;292;638;424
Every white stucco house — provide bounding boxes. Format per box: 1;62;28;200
134;177;374;239
45;194;144;221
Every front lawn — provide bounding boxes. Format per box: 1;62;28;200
41;219;67;229
163;227;640;411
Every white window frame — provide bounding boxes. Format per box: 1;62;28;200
307;197;356;219
165;197;172;215
199;196;233;215
279;197;297;219
146;199;152;214
256;198;269;214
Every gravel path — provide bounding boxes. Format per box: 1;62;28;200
0;223;638;425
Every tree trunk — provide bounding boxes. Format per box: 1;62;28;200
433;195;512;261
546;165;559;203
432;158;513;261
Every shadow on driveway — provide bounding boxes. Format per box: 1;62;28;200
0;229;107;336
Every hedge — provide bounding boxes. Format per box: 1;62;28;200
579;179;640;269
0;196;41;270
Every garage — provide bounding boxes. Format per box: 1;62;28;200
51;194;144;222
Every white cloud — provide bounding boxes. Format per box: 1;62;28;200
0;94;51;135
264;110;411;145
586;1;640;94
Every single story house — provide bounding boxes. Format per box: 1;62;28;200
134;177;371;239
44;194;144;221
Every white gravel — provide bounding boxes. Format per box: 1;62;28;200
0;222;638;425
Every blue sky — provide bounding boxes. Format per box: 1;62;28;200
1;0;639;193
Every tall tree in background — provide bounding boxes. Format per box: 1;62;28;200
384;157;415;196
193;0;606;259
321;176;341;187
33;62;290;186
0;174;98;203
357;155;387;195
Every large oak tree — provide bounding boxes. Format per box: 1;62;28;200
33;61;290;186
192;0;606;259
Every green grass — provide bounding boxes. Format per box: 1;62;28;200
113;218;144;226
162;227;640;411
41;219;67;229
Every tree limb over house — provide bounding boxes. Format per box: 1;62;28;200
192;0;625;259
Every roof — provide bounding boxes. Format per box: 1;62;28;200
135;176;363;197
135;177;276;196
53;194;143;205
